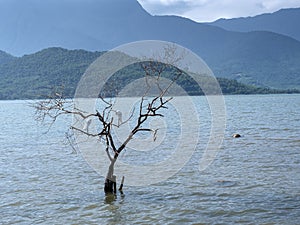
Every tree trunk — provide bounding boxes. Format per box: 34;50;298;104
104;177;116;193
104;158;117;194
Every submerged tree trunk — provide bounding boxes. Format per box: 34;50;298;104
104;176;116;193
104;151;117;194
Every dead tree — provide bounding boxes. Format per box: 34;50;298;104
33;59;183;194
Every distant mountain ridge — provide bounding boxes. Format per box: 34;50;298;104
0;0;300;90
210;8;300;41
0;0;151;56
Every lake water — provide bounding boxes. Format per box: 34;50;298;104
1;94;300;224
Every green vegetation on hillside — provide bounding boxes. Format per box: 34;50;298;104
101;63;300;97
0;48;298;100
0;48;102;99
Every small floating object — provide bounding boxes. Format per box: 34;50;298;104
232;133;241;138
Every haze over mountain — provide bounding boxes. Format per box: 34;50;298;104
0;0;300;89
0;0;151;56
210;8;300;42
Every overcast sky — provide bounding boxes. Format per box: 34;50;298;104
137;0;300;22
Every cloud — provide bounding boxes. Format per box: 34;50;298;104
138;0;300;22
138;0;196;15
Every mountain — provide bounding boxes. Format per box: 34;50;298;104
209;31;300;89
1;48;292;100
209;8;300;42
0;48;102;99
0;50;15;65
0;0;151;56
0;0;300;89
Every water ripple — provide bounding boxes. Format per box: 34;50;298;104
1;95;300;224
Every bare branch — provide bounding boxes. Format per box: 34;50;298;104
70;126;99;137
33;45;184;171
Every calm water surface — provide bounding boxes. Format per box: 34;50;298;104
1;94;299;224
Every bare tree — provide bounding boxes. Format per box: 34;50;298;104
33;54;183;195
